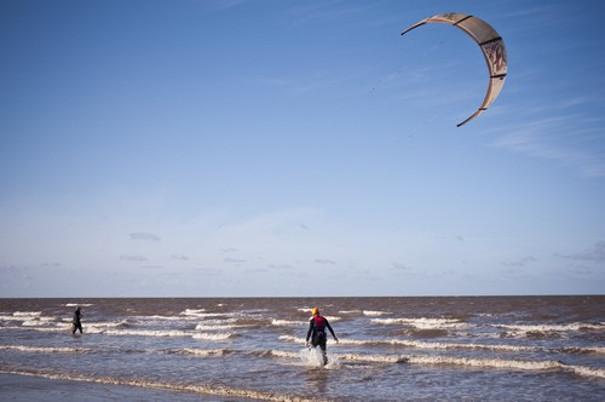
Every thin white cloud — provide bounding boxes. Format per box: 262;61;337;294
558;241;605;263
224;257;246;264
120;255;148;262
501;256;537;267
314;258;336;265
129;232;161;242
392;262;411;271
489;113;605;178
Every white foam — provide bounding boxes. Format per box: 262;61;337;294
184;312;237;319
195;323;241;331
406;355;605;378
271;319;305;327
338;310;361;314
0;345;91;353
181;348;230;357
192;332;233;341
65;303;93;307
0;315;22;321
133;315;192;321
371;317;467;329
21;320;46;327
362;310;390;317
103;329;191;337
499;323;604;333
337;353;407;364
12;311;42;317
179;308;207;316
79;320;129;334
324;316;342;322
25;325;71;333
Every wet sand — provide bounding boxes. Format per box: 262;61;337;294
0;373;233;402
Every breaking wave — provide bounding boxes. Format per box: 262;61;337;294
260;348;605;379
371;317;467;329
499;322;605;338
271;319;305;327
179;348;233;357
192;332;234;341
64;303;93;307
102;329;191;337
0;345;92;353
362;310;390;317
195;323;242;331
277;335;605;355
12;311;42;317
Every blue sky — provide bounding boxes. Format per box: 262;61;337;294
1;0;604;297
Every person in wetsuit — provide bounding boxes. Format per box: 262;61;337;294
72;306;83;335
305;307;338;365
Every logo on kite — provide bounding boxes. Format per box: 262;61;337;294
401;13;508;127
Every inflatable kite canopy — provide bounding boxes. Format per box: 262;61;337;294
402;13;507;127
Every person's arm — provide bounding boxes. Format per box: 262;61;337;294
305;320;314;345
325;320;338;342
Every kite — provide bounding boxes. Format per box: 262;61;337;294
402;13;508;127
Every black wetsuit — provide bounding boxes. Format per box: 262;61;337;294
306;315;337;364
72;309;82;334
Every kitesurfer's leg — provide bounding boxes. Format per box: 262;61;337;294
319;336;328;365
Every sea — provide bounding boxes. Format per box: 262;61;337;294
0;296;604;401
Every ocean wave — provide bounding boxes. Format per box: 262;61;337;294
276;335;536;352
371;317;467;329
133;315;198;321
103;329;191;337
0;345;92;353
179;348;233;357
0;368;325;402
64;303;93;307
21;317;57;326
277;335;605;355
258;347;605;379
80;320;131;334
12;311;42;317
271;319;305;327
22;325;71;333
192;332;233;341
558;346;605;355
362;310;390;317
179;308;207;316
195;323;243;331
405;355;605;379
499;323;604;334
338;310;362;314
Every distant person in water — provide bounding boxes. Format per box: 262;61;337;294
72;306;83;335
305;307;338;365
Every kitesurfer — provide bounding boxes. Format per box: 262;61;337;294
305;307;338;365
72;306;83;335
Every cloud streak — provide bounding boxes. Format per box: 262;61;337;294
130;232;161;242
558;241;605;263
501;256;537;267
